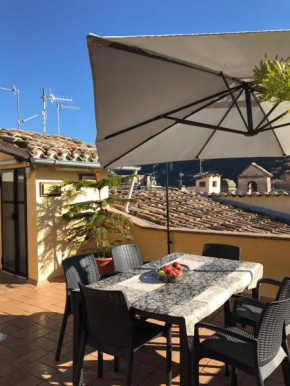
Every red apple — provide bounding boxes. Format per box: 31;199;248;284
172;262;181;269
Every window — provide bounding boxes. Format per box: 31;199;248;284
80;174;95;181
212;181;217;187
199;181;206;187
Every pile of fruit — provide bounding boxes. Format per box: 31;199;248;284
157;261;184;277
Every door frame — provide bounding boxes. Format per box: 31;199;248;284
1;168;28;278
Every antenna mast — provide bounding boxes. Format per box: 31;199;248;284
0;85;20;128
18;114;38;128
41;88;72;134
56;102;80;135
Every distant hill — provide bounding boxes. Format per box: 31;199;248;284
140;157;290;190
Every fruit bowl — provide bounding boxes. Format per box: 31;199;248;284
156;263;190;283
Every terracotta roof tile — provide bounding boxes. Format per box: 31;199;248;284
0;128;98;162
112;187;290;235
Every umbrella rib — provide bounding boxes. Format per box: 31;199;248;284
221;74;249;132
254;102;280;131
257;110;290;132
252;91;286;156
108;41;243;84
164;116;247;135
196;87;245;158
101;86;242;141
102;90;239;168
165;86;243;119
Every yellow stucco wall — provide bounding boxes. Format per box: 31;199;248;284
0;159;108;283
217;195;290;217
34;165;108;282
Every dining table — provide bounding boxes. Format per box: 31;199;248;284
72;252;263;386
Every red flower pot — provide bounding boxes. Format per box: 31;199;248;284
95;257;114;274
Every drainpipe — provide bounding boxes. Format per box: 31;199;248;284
124;170;138;213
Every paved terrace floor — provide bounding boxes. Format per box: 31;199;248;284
0;272;287;386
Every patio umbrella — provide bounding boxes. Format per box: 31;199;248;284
87;30;290;251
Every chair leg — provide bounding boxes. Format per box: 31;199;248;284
98;351;103;378
225;364;230;377
281;357;290;386
165;327;172;386
230;365;237;386
193;354;200;386
282;338;290;358
55;306;70;361
73;334;86;386
256;369;264;386
126;351;134;386
114;356;119;372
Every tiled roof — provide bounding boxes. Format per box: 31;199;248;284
112;187;290;235
0;128;98;162
238;162;273;177
192;172;221;180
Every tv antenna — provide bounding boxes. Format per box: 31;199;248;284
200;159;203;174
0;85;20;128
56;101;80;135
178;172;184;186
18;114;38;128
41;88;72;134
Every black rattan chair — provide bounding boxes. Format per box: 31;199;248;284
234;276;290;357
55;254;101;361
74;284;172;386
202;243;241;261
202;243;241;326
193;297;290;386
111;244;143;273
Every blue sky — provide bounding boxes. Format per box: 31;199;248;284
1;0;290;144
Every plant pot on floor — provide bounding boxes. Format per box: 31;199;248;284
95;257;114;274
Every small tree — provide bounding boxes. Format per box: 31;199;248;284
61;173;136;257
253;56;290;103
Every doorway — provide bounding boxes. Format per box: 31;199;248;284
1;169;28;277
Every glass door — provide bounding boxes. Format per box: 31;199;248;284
1;169;28;277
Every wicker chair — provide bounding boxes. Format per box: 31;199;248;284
202;243;241;261
74;284;172;386
193;297;290;386
202;243;241;326
111;244;143;273
234;276;290;357
55;254;113;361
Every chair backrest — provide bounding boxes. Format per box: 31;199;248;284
276;277;290;327
202;243;240;261
62;254;100;290
255;298;290;366
111;244;142;272
79;283;133;348
276;277;290;301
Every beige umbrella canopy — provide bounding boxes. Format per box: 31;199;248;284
87;30;290;169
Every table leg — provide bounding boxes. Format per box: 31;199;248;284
179;321;192;386
72;291;83;386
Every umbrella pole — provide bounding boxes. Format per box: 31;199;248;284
165;163;172;254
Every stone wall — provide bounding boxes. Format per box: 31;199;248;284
238;164;271;193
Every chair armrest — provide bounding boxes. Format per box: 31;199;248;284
194;322;256;347
254;278;281;300
232;296;265;324
67;287;79;294
100;272;120;279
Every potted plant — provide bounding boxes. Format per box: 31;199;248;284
60;172;136;273
253;56;290;103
